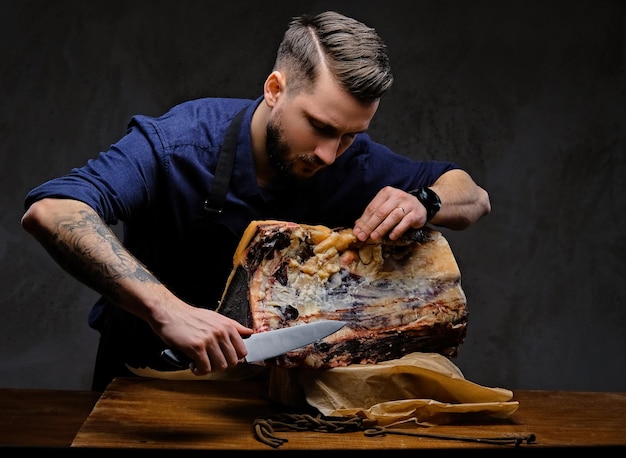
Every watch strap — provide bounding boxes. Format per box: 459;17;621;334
408;187;441;221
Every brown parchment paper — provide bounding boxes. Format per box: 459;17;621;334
291;352;519;426
130;352;518;426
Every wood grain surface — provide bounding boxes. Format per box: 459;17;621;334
0;388;101;447
69;377;626;450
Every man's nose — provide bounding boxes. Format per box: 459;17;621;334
314;138;341;165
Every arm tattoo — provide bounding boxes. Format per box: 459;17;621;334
47;209;160;301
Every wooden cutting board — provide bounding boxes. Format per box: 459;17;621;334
72;376;626;450
74;376;528;450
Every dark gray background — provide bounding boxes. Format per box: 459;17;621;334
1;0;624;392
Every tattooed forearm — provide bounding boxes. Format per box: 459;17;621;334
45;209;160;301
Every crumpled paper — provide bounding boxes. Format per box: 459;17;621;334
272;352;519;426
129;352;519;426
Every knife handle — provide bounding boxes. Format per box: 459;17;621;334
161;348;194;369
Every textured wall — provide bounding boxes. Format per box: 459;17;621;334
1;0;624;391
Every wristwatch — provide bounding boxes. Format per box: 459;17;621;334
408;187;441;221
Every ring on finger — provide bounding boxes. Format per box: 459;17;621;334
397;206;406;215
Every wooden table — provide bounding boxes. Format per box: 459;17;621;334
1;377;625;452
0;387;101;448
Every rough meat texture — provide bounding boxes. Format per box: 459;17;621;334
217;220;467;369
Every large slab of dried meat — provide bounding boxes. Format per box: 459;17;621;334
217;220;467;369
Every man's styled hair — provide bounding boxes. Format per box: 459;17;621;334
275;11;394;102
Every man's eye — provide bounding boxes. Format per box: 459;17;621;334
310;121;357;143
312;123;332;135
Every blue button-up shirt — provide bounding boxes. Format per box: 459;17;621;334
25;96;459;328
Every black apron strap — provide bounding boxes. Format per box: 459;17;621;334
203;108;247;215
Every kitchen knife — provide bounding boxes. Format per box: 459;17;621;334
161;319;346;369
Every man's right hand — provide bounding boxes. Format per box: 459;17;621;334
153;304;253;375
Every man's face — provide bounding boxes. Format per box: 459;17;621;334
265;69;379;182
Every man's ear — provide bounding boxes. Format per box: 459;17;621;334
263;70;286;107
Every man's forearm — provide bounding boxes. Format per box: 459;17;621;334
429;169;491;230
22;198;161;309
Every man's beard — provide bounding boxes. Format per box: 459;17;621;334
265;116;325;184
265;117;300;183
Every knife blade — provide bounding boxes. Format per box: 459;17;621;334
161;319;346;369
